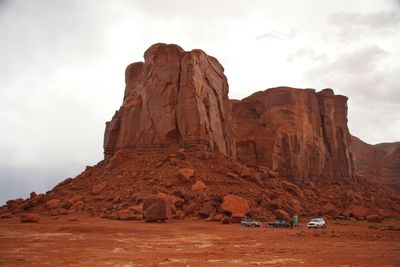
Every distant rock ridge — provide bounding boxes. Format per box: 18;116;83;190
351;136;400;190
104;43;236;158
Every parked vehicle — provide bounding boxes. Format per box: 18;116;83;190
240;218;261;227
307;218;326;229
267;220;290;228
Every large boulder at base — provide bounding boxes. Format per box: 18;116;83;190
143;198;174;222
20;213;40;223
221;194;250;216
103;43;236;158
273;209;290;221
366;214;383;223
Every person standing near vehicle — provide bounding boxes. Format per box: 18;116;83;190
290;216;294;229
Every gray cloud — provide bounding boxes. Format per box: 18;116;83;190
329;11;400;42
286;47;328;62
256;27;297;41
302;45;400;143
305;46;389;76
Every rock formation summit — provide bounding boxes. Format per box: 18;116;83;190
104;43;236;158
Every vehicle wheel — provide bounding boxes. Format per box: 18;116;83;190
323;225;326;229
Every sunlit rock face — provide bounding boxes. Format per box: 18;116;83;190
104;43;236;158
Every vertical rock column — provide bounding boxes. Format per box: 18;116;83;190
104;43;236;158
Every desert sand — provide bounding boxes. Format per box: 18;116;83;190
1;216;399;266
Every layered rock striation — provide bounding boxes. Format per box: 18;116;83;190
104;43;236;158
231;87;354;182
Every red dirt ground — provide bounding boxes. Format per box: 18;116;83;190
1;216;399;266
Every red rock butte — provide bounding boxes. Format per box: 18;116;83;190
104;43;236;158
1;43;399;224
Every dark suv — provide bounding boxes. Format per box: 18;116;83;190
267;220;290;228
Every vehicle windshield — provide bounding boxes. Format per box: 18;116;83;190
311;219;320;222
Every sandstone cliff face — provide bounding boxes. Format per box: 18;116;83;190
231;87;354;182
104;43;236;158
351;136;400;190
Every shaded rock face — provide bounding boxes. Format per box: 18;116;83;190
231;87;354;182
104;43;236;158
351;136;400;190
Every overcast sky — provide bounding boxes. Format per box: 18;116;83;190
1;0;399;204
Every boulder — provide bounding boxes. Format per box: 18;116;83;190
173;187;187;199
129;204;143;214
61;199;73;210
351;206;369;220
221;194;250;216
20;213;40;223
46;199;61;210
321;202;339;218
92;181;107;194
239;166;253;178
70;201;84;212
183;203;196;215
157;192;184;207
281;181;302;197
191;180;208;191
143;198;174;222
178;168;195;181
197;203;215;217
174;210;185;219
118;209;142;220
